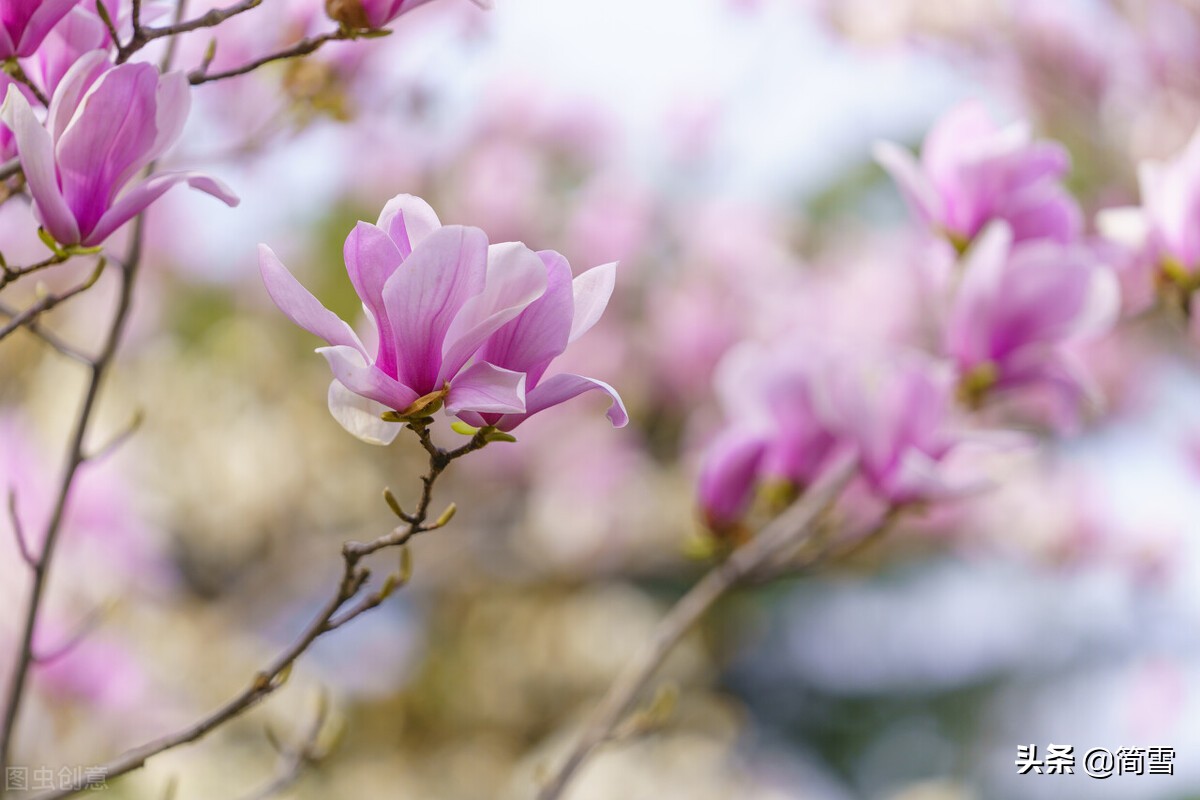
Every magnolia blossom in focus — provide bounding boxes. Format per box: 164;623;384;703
325;0;491;29
0;51;239;247
260;194;554;445
455;250;627;433
0;0;78;59
946;223;1119;417
874;100;1081;247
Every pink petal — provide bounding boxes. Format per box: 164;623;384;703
438;240;547;385
258;244;363;351
568;259;617;344
84;170;238;245
56;62;160;236
327;380;402;445
499;372;628;431
697;428;768;528
0;84;79;245
344;221;403;373
318;345;419;411
444;361;526;416
13;0;78;58
873;140;940;228
945;222;1012;366
46;49;110;142
382;225;489;393
476;249;573;381
376;193;441;257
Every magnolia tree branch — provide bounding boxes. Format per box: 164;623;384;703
0;299;93;363
0;259;104;343
188;29;356;85
535;454;860;800
0;232;142;781
116;0;263;63
233;693;334;800
30;422;489;800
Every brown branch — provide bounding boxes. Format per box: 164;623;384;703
0;299;93;363
535;454;859;800
234;693;334;800
2;61;49;107
7;489;35;569
188;29;355;85
31;602;110;666
0;259;105;343
0;249;131;780
29;424;490;800
0;251;71;290
117;0;262;63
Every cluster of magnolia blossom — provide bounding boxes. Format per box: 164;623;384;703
699;100;1127;534
0;1;236;248
0;0;499;253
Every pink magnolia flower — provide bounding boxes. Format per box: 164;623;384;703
697;342;987;529
1097;125;1200;323
874;100;1081;247
945;223;1119;414
697;340;840;531
259;194;549;445
0;0;78;59
0;51;239;247
324;0;491;29
822;353;977;505
454;250;627;432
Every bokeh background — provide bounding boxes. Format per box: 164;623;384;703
4;0;1200;798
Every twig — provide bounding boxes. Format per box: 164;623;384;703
29;425;490;800
0;299;93;363
189;29;355;85
0;254;127;780
31;602;111;666
117;0;263;63
84;410;145;462
535;454;859;800
2;60;49;107
235;693;334;800
0;251;71;290
0;259;106;343
7;489;35;569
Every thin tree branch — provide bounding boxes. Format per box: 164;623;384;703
0;259;106;344
0;299;93;363
7;489;35;569
535;454;859;800
0;250;130;781
235;693;333;800
189;29;356;85
117;0;263;63
30;424;490;800
83;410;145;462
2;60;49;107
0;251;71;290
31;602;111;666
